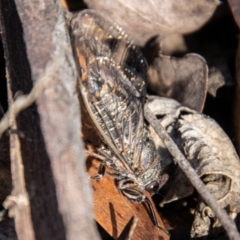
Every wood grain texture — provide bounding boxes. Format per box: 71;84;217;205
88;158;169;240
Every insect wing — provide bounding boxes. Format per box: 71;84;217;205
71;10;148;170
71;10;147;97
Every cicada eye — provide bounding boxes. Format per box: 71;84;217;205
145;181;159;194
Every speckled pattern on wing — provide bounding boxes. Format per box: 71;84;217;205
71;10;167;201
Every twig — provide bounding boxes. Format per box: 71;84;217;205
0;61;59;139
4;62;35;239
144;105;240;240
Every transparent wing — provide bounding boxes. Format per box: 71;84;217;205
71;10;148;171
71;10;147;97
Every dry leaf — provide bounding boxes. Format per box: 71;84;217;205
87;158;169;240
84;0;220;45
147;53;208;112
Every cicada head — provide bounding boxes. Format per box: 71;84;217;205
133;134;167;195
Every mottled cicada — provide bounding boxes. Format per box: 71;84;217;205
70;10;168;229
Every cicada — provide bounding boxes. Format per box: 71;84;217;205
70;10;168;230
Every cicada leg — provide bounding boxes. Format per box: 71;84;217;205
86;150;113;180
118;180;169;235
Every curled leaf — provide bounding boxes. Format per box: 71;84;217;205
147;53;208;112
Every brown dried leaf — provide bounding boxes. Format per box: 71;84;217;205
84;0;220;45
147;54;208;112
88;158;169;240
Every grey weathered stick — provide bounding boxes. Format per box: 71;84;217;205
0;61;59;139
144;105;240;240
4;68;35;240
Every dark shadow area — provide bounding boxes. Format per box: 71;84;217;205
184;4;238;68
153;194;196;240
203;87;235;141
63;0;88;11
141;35;161;65
109;202;118;238
97;221;114;240
0;40;7;112
0;218;17;240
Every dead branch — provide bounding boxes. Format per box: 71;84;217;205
4;67;34;239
